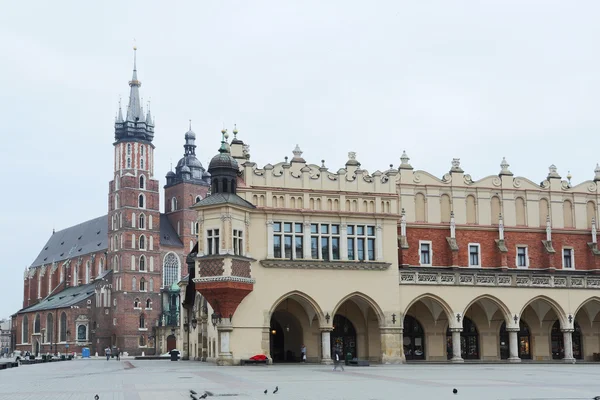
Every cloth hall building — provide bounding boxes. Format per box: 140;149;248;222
12;50;600;364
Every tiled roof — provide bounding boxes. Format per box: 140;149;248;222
30;215;108;268
159;214;183;247
194;193;255;209
19;283;95;313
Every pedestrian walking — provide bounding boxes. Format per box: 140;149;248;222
116;348;120;361
332;347;344;371
301;344;307;362
105;347;111;361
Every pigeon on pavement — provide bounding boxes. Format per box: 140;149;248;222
273;386;279;394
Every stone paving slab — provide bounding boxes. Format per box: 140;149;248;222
1;360;600;400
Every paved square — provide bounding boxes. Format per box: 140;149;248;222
1;360;599;400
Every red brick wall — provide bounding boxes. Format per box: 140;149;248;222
400;225;599;270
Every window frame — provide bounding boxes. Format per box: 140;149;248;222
516;245;529;268
233;229;244;256
562;247;575;269
468;243;481;267
273;222;304;260
206;229;220;255
418;240;433;266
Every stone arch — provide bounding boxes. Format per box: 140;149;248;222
268;291;325;327
332;291;385;327
573;296;600;326
462;294;512;326
403;293;454;328
519;295;568;328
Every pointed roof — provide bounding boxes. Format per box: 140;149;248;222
126;47;143;122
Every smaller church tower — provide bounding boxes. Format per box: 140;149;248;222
108;48;162;355
164;124;211;254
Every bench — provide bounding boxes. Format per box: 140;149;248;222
348;360;370;366
240;359;268;366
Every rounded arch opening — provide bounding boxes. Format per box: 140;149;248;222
332;292;385;327
403;293;454;327
519;295;567;329
462;294;512;326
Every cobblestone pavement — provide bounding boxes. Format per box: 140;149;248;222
1;359;600;400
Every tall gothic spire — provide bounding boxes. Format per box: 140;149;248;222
126;46;143;122
114;46;155;143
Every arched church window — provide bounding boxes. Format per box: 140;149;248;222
139;214;145;229
139;235;146;250
77;325;87;341
139;175;145;189
134;298;140;308
59;312;67;342
146;299;152;309
138;194;145;208
140;159;144;170
139;278;146;292
171;197;177;211
22;315;29;343
139;255;146;271
163;252;180;288
34;314;40;333
195;195;202;203
140;145;144;156
127;143;131;155
127;158;131;168
132;277;137;291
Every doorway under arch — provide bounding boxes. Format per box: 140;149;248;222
551;320;583;360
403;315;425;360
447;317;479;360
331;314;357;360
499;320;531;360
166;334;176;352
270;309;304;362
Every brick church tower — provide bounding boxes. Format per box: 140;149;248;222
108;48;162;354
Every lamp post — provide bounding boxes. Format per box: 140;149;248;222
191;318;198;330
211;312;222;327
65;330;71;358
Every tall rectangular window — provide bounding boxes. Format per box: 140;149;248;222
347;225;376;261
517;246;528;267
347;238;355;260
233;230;243;256
563;248;573;269
420;242;431;265
469;244;480;267
206;229;220;255
273;222;303;260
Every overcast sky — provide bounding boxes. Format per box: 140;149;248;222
1;1;599;318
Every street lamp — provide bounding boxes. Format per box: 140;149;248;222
211;312;221;327
191;318;198;330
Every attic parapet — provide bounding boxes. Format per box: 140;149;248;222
242;149;398;195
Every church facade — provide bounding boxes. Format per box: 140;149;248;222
12;50;210;357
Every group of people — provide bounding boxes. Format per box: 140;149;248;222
104;347;120;361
